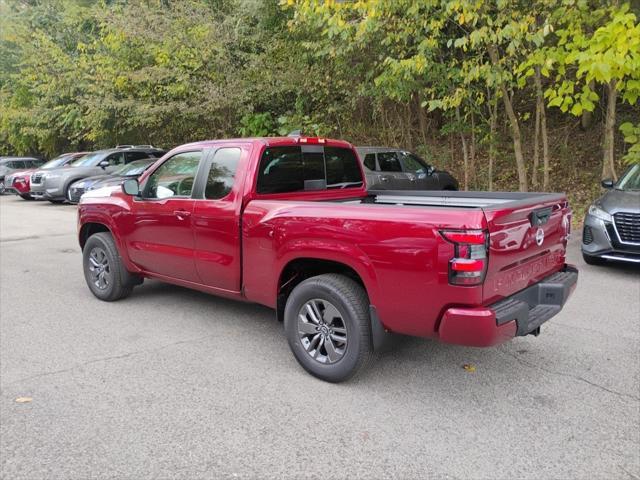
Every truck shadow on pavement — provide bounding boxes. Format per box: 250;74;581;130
125;279;565;390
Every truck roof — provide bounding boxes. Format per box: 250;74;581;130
179;137;355;150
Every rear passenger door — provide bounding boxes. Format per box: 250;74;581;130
192;146;246;292
377;151;408;190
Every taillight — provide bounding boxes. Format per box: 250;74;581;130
441;229;488;286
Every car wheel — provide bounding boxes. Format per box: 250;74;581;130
284;273;373;383
48;199;64;204
83;232;137;301
582;252;606;266
19;193;33;200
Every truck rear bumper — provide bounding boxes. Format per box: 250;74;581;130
438;265;578;347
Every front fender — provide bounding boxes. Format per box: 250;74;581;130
78;194;140;273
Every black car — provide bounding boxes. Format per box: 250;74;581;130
67;158;156;203
356;147;458;191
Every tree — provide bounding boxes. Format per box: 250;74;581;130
545;2;640;180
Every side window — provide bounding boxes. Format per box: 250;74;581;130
325;147;363;187
399;152;429;173
363;153;376;171
257;146;304;194
143;151;201;199
107;152;125;166
126;151;150;162
377;152;402;172
204;148;241;200
10;161;24;169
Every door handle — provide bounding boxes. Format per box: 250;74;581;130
173;209;191;220
380;176;390;182
408;175;416;182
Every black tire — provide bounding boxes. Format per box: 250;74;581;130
48;199;64;204
19;193;33;200
284;273;373;382
83;232;137;301
582;252;606;266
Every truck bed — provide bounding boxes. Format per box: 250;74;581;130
360;189;567;210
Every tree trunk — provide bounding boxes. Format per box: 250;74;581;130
533;65;550;190
415;92;429;149
488;45;528;192
541;87;550;191
456;106;469;191
581;81;595;130
470;110;476;189
602;79;618;181
532;82;541;189
487;86;498;192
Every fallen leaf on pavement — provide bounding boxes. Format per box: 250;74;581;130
462;364;476;372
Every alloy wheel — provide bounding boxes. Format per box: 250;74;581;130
297;298;348;364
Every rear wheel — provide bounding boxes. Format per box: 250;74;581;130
582;252;606;266
83;232;139;301
284;274;373;382
19;193;33;200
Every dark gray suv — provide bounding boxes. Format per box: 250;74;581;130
31;146;165;203
356;147;458;191
582;164;640;265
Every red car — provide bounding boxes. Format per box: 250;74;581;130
5;152;87;199
78;136;578;382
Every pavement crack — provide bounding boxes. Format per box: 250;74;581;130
0;232;74;243
499;348;640;402
3;336;212;387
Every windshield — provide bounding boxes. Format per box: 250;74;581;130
70;152;103;167
616;164;640;191
114;159;153;176
41;154;72;170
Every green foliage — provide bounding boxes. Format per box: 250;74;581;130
544;2;640;115
620;122;640;165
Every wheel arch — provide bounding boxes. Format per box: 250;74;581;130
79;222;112;250
276;257;370;323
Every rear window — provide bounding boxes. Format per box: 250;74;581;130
256;146;362;194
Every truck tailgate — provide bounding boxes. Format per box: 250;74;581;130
482;194;571;304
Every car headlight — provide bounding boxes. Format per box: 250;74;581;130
588;204;612;223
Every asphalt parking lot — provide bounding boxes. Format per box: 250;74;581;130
1;195;639;480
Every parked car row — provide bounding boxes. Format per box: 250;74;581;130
2;145;166;203
2;144;459;205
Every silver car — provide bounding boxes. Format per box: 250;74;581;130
356;147;458;191
31;146;165;203
582;164;640;265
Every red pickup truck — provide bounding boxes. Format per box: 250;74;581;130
78;136;578;382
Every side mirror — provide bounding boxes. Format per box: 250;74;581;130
601;179;614;189
98;159;110;169
122;178;140;196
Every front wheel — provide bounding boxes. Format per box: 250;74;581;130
83;232;137;301
284;274;373;383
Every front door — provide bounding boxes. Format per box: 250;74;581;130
398;151;440;190
126;151;202;281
